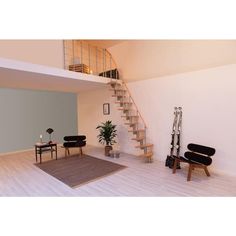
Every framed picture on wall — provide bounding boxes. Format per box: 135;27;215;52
103;103;110;115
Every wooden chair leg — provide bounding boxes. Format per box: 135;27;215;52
80;147;83;156
187;164;193;181
68;148;70;156
172;158;178;174
204;166;210;177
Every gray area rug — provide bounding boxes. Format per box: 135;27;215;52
35;154;126;188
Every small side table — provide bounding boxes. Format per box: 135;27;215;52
35;142;57;164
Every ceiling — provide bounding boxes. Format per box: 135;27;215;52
83;40;127;49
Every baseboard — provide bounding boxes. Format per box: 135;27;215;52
0;148;34;157
0;143;63;157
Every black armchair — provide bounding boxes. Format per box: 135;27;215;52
173;143;215;181
63;135;86;157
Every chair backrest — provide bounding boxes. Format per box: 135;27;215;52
187;143;215;156
64;135;86;142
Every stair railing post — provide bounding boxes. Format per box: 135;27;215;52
143;127;147;157
116;63;118;79
63;40;66;69
72;40;75;69
110;54;112;78
104;49;107;77
96;47;98;75
102;49;104;77
80;41;83;66
88;43;91;73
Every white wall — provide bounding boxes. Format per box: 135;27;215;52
78;64;236;176
0;40;64;68
127;64;236;175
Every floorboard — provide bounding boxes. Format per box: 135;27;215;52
0;145;236;196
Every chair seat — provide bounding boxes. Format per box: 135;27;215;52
63;141;86;148
184;151;212;166
176;155;191;163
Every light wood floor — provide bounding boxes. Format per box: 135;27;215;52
0;146;236;196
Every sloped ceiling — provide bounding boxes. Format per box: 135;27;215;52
108;40;236;81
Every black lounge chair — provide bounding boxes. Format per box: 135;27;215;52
63;135;86;157
172;143;216;181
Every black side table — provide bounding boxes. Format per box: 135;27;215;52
35;142;57;164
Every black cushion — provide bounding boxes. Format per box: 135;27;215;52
63;135;86;148
64;135;86;142
187;143;215;156
184;151;212;166
63;141;86;148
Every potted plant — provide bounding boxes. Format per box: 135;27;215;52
96;120;117;156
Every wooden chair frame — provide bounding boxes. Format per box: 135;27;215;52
172;156;211;181
62;146;84;157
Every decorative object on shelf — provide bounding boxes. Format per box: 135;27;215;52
96;120;117;156
69;64;90;74
39;134;43;143
103;103;110;115
46;128;54;144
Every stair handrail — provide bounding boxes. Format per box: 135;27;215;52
122;82;147;129
106;48;147;129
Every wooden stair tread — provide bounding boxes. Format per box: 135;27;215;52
107;82;122;86
115;101;132;104
128;129;145;132
121;115;139;118
110;89;126;92
132;137;145;141
135;143;153;148
125;122;138;125
112;95;128;97
118;108;131;111
139;152;153;158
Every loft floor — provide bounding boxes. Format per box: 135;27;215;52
0;145;236;197
0;57;115;93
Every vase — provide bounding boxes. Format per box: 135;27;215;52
105;145;112;156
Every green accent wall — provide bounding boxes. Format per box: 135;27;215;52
0;88;78;153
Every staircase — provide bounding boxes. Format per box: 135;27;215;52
108;80;153;163
63;40;153;161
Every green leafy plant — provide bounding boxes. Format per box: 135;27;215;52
96;120;117;146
